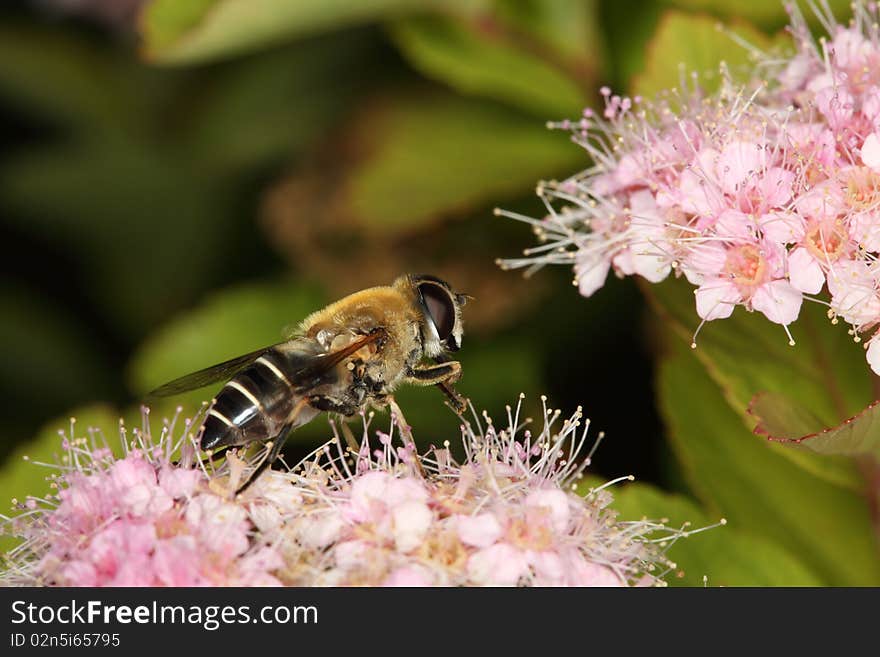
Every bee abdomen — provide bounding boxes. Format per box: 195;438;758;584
201;350;296;451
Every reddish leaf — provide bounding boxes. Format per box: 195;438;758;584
750;391;880;457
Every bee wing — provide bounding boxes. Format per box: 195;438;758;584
146;330;385;400
285;330;387;390
146;345;278;399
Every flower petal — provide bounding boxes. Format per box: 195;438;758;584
788;246;825;294
861;132;880;171
574;253;611;297
695;281;739;320
751;280;803;325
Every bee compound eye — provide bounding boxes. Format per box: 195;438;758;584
419;283;456;341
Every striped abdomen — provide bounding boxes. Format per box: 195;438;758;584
202;349;311;451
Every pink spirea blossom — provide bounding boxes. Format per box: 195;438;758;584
1;411;283;586
499;2;880;373
2;402;709;587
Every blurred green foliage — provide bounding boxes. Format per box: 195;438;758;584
142;0;482;63
2;0;879;585
605;480;824;586
649;279;870;489
659;337;880;585
631;12;772;97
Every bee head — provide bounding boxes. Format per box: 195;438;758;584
401;274;467;355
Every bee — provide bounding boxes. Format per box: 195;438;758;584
148;274;469;492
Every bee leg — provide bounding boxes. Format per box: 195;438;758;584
406;360;461;385
386;396;426;478
235;432;290;495
437;381;468;416
337;415;360;452
405;361;467;414
235;398;310;495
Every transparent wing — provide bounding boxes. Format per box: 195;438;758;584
146;345;277;399
146;330;386;400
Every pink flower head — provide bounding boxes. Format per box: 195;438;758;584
499;1;880;374
1;404;718;588
263;396;714;587
1;408;283;587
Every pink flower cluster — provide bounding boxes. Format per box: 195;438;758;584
2;412;283;586
273;397;687;587
499;2;880;373
2;401;704;587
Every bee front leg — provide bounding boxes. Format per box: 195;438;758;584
405;361;467;414
386;396;425;478
406;360;461;385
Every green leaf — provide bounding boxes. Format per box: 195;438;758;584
493;0;602;64
183;35;372;175
610;482;824;586
390;15;588;118
656;0;854;29
657;0;788;26
141;0;216;54
633;11;771;98
647;279;869;491
141;0;481;64
0;22;158;130
658;337;880;585
0;284;115;440
601;0;663;87
651;279;872;423
0;405;120;553
751;391;880;458
347;92;585;233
